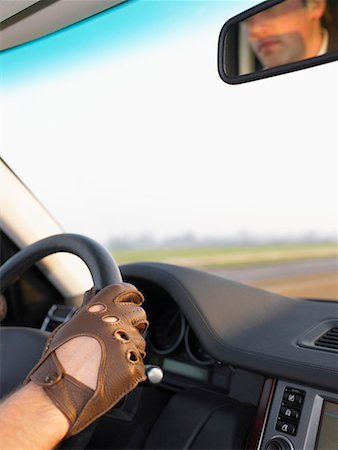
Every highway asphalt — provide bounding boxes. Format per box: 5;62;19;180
204;257;338;300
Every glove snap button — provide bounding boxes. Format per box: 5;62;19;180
44;373;59;384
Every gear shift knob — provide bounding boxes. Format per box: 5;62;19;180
144;365;163;385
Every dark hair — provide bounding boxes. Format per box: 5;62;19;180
301;0;336;29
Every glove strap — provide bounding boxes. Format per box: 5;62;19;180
29;352;94;436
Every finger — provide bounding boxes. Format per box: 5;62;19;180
114;289;144;306
99;302;146;324
111;327;146;352
133;319;149;335
91;284;144;306
82;287;97;306
129;331;147;353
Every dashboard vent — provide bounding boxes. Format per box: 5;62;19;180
315;328;338;350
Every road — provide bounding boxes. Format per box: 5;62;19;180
204;257;338;300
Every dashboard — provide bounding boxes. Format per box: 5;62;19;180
120;262;338;450
138;281;232;391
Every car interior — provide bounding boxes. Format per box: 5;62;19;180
1;1;337;450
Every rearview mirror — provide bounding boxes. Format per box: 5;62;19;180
218;0;338;84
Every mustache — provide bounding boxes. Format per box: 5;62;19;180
253;36;283;53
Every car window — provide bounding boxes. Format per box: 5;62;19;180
2;0;337;300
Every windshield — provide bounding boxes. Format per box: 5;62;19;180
2;0;337;300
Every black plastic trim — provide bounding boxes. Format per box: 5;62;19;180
184;324;215;366
217;0;338;85
297;320;338;354
121;262;338;393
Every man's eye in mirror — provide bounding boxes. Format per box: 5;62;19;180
220;0;338;81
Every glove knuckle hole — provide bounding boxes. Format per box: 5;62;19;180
116;292;143;306
88;304;106;313
102;315;119;323
127;350;139;363
114;330;130;342
133;296;143;306
135;321;148;334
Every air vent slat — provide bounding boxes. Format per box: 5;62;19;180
317;338;338;345
325;328;338;334
323;334;338;340
315;327;338;351
316;337;338;343
319;333;338;339
315;342;338;350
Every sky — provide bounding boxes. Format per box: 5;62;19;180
2;0;338;246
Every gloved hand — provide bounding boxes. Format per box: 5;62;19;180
25;283;149;437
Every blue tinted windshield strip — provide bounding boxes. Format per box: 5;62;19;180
1;0;253;87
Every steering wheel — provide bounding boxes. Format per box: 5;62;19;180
0;232;123;390
0;233;162;448
0;234;123;447
0;233;122;293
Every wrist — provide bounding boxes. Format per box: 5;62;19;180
24;382;70;441
0;382;70;450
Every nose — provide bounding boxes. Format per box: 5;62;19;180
246;13;269;40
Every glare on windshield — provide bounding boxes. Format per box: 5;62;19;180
2;0;337;300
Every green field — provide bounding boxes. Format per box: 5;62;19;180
112;242;338;268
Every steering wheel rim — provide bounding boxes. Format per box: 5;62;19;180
0;234;123;447
0;233;122;293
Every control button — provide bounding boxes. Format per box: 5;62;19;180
280;405;301;420
276;420;297;436
265;437;293;450
282;392;304;406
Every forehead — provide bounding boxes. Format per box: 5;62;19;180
245;0;306;24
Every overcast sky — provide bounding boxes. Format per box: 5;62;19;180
2;0;337;246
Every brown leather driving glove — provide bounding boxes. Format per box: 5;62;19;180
24;283;149;437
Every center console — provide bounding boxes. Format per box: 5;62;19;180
259;381;338;450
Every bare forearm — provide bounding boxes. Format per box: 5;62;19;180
0;383;69;450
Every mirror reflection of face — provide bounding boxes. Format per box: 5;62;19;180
243;0;326;68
